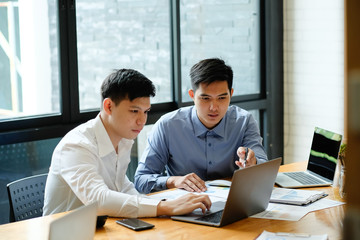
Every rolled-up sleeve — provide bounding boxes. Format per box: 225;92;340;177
134;121;170;194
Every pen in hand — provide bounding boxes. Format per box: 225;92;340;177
243;147;248;167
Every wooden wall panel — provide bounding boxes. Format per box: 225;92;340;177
344;0;360;239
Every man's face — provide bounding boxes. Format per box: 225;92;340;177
189;81;233;129
105;97;151;141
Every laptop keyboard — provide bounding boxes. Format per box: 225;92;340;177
284;172;325;185
195;210;223;224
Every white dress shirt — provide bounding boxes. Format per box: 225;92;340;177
43;114;160;217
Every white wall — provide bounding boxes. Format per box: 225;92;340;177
283;0;344;164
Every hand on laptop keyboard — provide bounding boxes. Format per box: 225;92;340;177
157;193;212;216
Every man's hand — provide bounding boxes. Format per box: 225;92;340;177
166;173;207;192
157;193;211;216
235;147;257;168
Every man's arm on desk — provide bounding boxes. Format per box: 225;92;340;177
156;193;211;216
166;173;207;193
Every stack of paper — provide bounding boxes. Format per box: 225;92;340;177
270;188;328;205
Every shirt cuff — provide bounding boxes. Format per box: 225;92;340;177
155;176;170;191
256;157;267;164
137;197;161;217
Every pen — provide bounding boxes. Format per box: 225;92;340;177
243;147;248;167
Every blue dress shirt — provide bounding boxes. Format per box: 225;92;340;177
134;105;268;193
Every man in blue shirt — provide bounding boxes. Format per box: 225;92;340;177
134;58;268;194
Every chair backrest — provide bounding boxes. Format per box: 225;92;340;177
7;173;48;222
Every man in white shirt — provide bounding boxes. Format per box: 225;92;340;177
43;69;211;218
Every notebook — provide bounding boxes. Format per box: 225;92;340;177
171;158;282;227
48;202;97;240
276;127;342;188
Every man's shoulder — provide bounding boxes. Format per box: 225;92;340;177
59;118;97;148
152;106;193;134
160;106;193;122
227;105;250;118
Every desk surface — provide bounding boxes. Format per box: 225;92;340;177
0;161;345;240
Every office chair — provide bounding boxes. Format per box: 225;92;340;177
6;173;48;222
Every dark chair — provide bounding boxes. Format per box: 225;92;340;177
6;173;48;222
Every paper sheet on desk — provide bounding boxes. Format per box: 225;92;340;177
250;203;308;221
305;198;345;212
256;230;328;240
147;186;229;203
251;198;345;221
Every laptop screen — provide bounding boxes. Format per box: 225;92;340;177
308;127;342;180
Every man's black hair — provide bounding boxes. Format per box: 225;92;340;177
101;69;156;105
189;58;233;92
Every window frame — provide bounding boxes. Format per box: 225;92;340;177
0;0;283;160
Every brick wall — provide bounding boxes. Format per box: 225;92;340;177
283;0;344;164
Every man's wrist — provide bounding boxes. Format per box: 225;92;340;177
156;199;172;216
166;176;175;189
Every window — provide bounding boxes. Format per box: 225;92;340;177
75;1;172;110
180;0;260;102
0;0;282;142
0;0;60;120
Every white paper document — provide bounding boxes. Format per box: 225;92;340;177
147;185;229;202
270;188;328;205
147;188;189;201
251;198;345;221
251;203;308;221
256;230;328;240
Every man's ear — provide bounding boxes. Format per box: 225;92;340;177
102;98;113;115
188;89;195;100
230;88;234;97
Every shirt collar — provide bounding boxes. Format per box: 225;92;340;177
94;114;134;158
191;106;226;138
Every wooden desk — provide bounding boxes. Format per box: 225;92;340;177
0;162;345;240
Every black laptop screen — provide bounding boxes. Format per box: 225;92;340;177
308;127;342;180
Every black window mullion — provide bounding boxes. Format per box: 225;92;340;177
58;0;71;123
170;0;182;107
231;93;263;103
65;0;80;123
232;99;267;111
264;0;284;160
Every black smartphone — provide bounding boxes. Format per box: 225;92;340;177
116;218;154;231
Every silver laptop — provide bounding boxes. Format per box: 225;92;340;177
171;158;282;227
276;127;342;188
48;202;97;240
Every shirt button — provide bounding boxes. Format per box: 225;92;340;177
208;143;212;147
209;161;212;165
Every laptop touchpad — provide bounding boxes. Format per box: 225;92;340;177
190;201;226;216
